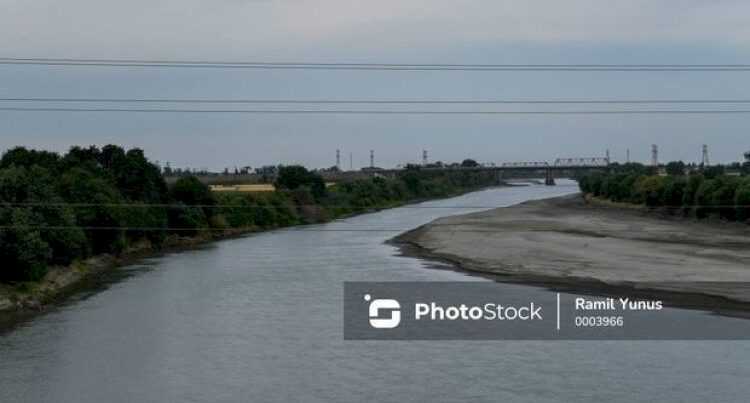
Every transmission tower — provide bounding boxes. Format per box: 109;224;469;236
626;148;630;163
702;144;709;166
651;144;658;167
370;150;374;168
422;150;428;166
336;149;340;170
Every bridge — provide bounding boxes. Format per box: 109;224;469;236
499;157;610;170
415;157;610;185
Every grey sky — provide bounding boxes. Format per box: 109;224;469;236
1;0;750;170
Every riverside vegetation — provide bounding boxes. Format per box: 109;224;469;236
0;145;498;284
578;161;750;222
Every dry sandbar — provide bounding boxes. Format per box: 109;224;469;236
394;195;750;305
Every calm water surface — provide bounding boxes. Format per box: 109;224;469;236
1;181;748;403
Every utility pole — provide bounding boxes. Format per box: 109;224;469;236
336;149;340;170
651;144;659;167
349;152;353;171
702;144;709;166
370;149;374;168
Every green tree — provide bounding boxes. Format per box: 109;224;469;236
168;176;215;207
57;167;129;253
611;162;648;175
0;165;89;258
275;165;326;199
661;176;687;210
734;179;750;222
166;202;206;235
460;159;480;168
695;176;739;219
0;146;60;170
665;161;686;176
0;207;52;282
636;176;665;206
702;165;725;180
398;169;425;195
167;176;215;233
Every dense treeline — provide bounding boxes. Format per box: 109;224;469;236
0;146;497;283
578;163;750;223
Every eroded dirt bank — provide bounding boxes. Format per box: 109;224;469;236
394;195;750;304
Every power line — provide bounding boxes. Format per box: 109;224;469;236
3;203;750;208
5;98;750;104
3;58;750;71
0;202;503;208
0;225;561;232
1;217;747;232
4;107;750;114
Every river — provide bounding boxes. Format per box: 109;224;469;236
1;181;748;403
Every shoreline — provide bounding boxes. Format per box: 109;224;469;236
0;228;256;314
0;182;511;315
392;194;750;313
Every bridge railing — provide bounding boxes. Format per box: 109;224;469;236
552;157;609;168
500;162;550;169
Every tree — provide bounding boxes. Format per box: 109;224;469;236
694;176;738;219
665;161;686;176
611;162;648;175
168;176;215;207
734;180;750;222
702;165;725;180
460;159;479;168
661;176;687;208
275;165;326;199
398;169;425;195
0;146;60;170
0;207;52;282
56;167;128;253
0;165;88;278
636;176;665;206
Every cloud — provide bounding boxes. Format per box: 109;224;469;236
1;0;750;58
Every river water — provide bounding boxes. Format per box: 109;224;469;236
1;181;748;403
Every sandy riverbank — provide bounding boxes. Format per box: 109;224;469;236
394;195;750;305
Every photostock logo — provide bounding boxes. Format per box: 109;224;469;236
365;294;401;329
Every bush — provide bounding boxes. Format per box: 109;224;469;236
636;176;665;207
665;161;686;176
734;180;750;222
702;165;725;180
275;166;326;199
0;207;53;282
167;202;206;235
579;171;750;223
661;176;687;212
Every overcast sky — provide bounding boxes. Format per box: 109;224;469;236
2;0;750;170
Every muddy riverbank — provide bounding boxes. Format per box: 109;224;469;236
0;232;246;313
